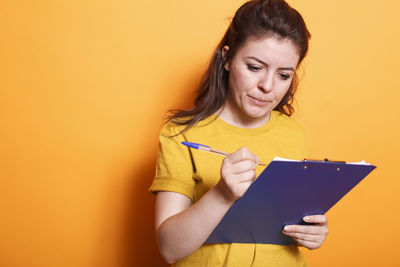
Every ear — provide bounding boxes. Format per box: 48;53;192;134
222;45;230;71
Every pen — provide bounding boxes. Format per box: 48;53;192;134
181;141;266;166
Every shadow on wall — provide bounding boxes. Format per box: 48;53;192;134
118;157;169;267
115;64;203;267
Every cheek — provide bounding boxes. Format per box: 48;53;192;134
274;83;291;101
229;67;254;93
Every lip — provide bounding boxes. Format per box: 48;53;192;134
248;95;271;106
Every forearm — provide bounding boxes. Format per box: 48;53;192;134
157;186;233;263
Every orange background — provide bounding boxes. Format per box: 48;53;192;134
1;0;399;266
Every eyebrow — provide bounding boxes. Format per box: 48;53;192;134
246;56;295;72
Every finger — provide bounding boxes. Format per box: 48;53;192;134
303;215;328;225
227;147;259;164
234;170;257;183
283;225;327;236
282;230;323;243
292;238;321;250
231;160;256;174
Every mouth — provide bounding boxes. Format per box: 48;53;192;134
248;95;271;106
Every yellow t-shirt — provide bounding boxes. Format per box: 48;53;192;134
150;111;311;267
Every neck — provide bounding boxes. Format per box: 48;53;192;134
217;103;271;129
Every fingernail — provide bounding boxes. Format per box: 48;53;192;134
304;216;310;221
284;226;291;231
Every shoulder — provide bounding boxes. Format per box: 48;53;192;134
273;111;311;156
160;114;217;138
274;112;306;134
271;112;309;144
159;120;187;138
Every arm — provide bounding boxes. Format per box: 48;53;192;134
155;147;259;263
282;215;329;250
155;189;232;263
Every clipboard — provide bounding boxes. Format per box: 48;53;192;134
205;158;376;245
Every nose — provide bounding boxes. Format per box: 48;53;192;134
258;73;273;93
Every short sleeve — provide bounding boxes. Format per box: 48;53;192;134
148;123;196;200
303;134;312;159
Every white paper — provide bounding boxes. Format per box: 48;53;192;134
272;156;370;165
272;156;300;162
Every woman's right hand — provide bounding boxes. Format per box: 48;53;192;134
215;147;260;203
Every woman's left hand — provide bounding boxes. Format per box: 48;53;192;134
282;215;328;250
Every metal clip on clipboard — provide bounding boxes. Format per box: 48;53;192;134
304;158;346;163
303;159;346;171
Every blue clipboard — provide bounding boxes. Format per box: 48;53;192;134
205;159;376;245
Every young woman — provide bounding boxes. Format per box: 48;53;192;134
150;0;328;265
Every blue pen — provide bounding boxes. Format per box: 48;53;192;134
181;141;266;166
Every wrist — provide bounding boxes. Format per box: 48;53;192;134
211;183;236;206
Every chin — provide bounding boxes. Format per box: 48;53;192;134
243;106;269;116
245;110;270;120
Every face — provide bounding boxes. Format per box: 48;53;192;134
221;36;300;128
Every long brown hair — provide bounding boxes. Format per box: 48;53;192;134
168;0;311;133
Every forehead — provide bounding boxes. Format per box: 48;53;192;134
235;36;300;68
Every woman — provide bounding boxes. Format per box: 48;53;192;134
149;0;328;265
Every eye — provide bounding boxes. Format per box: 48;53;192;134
279;73;291;80
247;64;262;72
